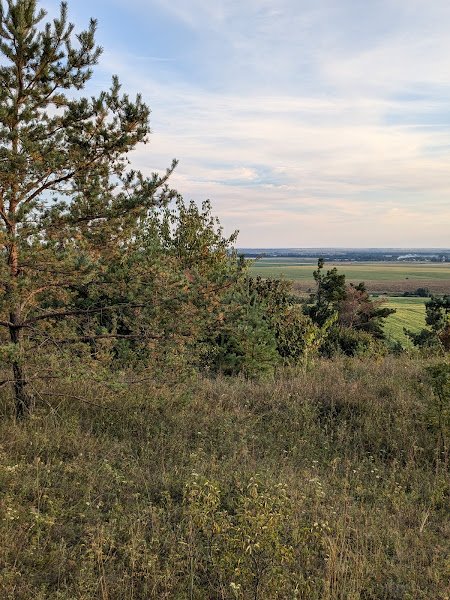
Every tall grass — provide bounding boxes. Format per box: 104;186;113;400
0;357;448;598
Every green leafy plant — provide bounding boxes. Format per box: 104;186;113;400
183;473;321;599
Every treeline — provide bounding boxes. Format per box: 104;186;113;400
240;250;450;262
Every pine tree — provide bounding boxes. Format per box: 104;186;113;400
0;0;176;416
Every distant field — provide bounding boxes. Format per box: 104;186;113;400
249;258;441;345
249;258;450;294
382;297;427;346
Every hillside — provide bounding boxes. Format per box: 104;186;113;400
1;357;448;599
0;3;449;599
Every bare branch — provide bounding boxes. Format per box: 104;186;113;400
43;333;161;344
19;283;81;315
39;392;119;411
24;302;149;325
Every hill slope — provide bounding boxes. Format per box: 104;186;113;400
1;358;448;599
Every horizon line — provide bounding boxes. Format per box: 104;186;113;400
236;247;450;250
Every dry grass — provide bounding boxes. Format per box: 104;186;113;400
0;357;449;598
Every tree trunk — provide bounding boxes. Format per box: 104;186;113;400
12;359;32;419
9;318;33;419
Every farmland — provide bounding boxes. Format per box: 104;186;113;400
382;297;427;346
249;258;450;295
248;258;450;344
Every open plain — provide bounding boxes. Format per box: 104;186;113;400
250;258;450;295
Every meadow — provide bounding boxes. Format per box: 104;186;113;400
249;258;450;295
1;357;449;599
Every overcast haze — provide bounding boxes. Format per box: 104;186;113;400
41;0;450;247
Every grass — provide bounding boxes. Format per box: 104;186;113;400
250;259;450;295
1;357;449;599
383;297;427;346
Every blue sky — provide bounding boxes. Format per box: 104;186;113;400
41;0;450;247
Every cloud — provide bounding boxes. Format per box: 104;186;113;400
37;0;450;246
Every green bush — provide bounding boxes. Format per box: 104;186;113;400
319;327;379;358
183;473;322;599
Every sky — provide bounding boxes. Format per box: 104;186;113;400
39;0;450;247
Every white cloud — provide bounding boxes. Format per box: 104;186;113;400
37;0;450;246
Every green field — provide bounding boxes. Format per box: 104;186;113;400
249;259;442;345
250;258;450;294
382;296;427;346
